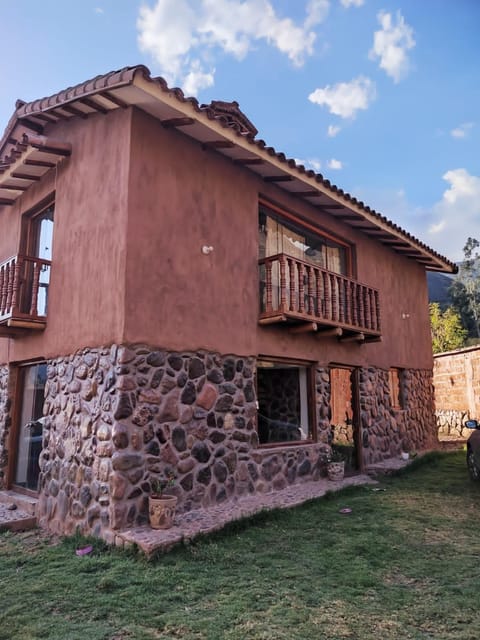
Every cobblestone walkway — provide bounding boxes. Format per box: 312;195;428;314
116;472;378;555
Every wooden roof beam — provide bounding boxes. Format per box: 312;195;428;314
79;97;109;114
99;91;129;109
161;117;195;128
264;175;294;183
202;140;235;149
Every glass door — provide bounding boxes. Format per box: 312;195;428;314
13;363;47;492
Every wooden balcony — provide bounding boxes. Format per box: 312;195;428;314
0;255;51;337
259;253;381;342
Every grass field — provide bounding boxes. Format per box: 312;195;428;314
1;451;479;640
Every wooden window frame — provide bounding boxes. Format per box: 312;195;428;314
259;198;354;277
256;355;317;448
388;368;405;410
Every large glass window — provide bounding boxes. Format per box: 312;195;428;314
257;360;312;445
14;363;47;491
259;206;349;276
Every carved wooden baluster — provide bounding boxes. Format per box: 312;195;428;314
364;288;371;330
338;277;345;323
265;260;273;312
370;290;376;330
0;266;5;315
298;262;305;313
323;271;330;319
350;283;357;327
30;260;40;316
288;258;296;311
345;279;351;325
329;273;336;321
307;266;315;315
358;285;364;329
10;257;21;315
316;268;322;318
279;255;287;312
5;261;13;314
375;291;381;331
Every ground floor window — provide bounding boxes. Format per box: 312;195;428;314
13;362;47;491
257;359;312;445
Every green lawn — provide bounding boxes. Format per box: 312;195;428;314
1;451;479;640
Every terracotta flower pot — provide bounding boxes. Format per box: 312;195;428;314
148;494;178;529
327;461;345;482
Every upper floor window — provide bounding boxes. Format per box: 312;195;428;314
259;204;350;276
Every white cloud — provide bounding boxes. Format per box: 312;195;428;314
137;0;328;94
308;76;376;119
327;158;343;170
340;0;364;7
94;7;104;14
327;124;341;137
425;169;480;260
369;10;415;83
295;157;322;172
451;122;474;139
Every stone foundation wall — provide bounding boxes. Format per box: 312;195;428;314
0;344;437;540
0;364;13;490
436;410;470;440
360;367;437;464
37;346;119;537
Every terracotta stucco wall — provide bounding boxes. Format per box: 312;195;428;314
0;108;132;364
125;108;433;370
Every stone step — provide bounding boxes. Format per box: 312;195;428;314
0;490;38;515
0;502;37;532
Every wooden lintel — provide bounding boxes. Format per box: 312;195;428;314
0;197;15;205
10;171;40;181
0;325;29;337
79;97;109;114
202;140;235;149
264;175;294;183
259;315;287;325
161;117;195;128
289;322;318;334
60;104;88;119
234;158;264;165
317;327;343;338
339;333;365;343
99;91;129;109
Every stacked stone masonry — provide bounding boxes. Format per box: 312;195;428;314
433;347;480;440
0;344;437;541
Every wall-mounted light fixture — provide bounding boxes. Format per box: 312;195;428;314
202;245;214;255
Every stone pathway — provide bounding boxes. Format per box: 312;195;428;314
0;452;445;552
115;472;378;555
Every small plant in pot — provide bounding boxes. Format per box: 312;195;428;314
149;470;177;530
326;446;346;482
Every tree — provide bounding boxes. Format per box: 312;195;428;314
449;237;480;338
429;303;467;354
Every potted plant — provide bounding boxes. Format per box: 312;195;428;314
148;470;177;530
326;446;346;481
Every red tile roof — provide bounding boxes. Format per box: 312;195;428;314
0;65;456;273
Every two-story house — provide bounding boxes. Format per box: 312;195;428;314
0;66;456;541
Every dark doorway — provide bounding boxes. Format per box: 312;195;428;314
330;366;362;473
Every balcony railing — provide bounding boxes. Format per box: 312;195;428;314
259;253;381;337
0;254;51;331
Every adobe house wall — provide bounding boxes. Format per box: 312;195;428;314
125;108;432;371
0;108;132;366
433;347;480;439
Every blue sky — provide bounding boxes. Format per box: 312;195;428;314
1;0;479;262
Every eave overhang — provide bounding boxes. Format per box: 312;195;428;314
0;134;71;205
0;65;456;274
